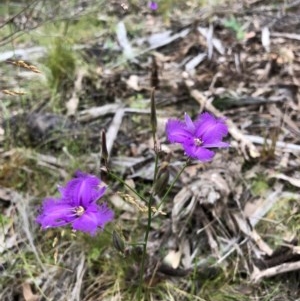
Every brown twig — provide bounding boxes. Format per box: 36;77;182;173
251;260;300;283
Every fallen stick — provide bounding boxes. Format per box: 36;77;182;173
78;104;121;122
251;260;300;283
271;32;300;41
244;134;300;152
106;106;125;158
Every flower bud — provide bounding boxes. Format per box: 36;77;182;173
153;162;170;196
150;88;157;137
150;55;159;88
112;230;126;254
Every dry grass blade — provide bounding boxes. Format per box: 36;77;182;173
2;90;26;96
6;60;42;73
232;212;273;256
66;69;86;116
70;253;86;301
245;185;283;227
16;194;45;272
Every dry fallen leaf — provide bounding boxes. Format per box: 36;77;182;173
163;249;182;269
126;75;141;91
22;282;40;301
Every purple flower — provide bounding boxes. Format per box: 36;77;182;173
148;1;158;10
166;112;229;162
36;171;114;236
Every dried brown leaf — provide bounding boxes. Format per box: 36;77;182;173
22;283;40;301
163;249;182;269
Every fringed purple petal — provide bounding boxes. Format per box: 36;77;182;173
91;186;107;203
60;171;106;206
183;144;215;162
166;120;193;144
72;203;114;236
36;198;74;228
94;203;115;228
195;113;228;145
148;1;158;10
72;211;99;235
184;113;195;133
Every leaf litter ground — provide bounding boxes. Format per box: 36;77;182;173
1;0;300;300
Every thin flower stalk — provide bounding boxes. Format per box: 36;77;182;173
137;153;159;301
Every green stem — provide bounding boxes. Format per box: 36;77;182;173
155;160;189;213
109;172;147;203
137;159;189;300
153;150;159;184
137;154;159;300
